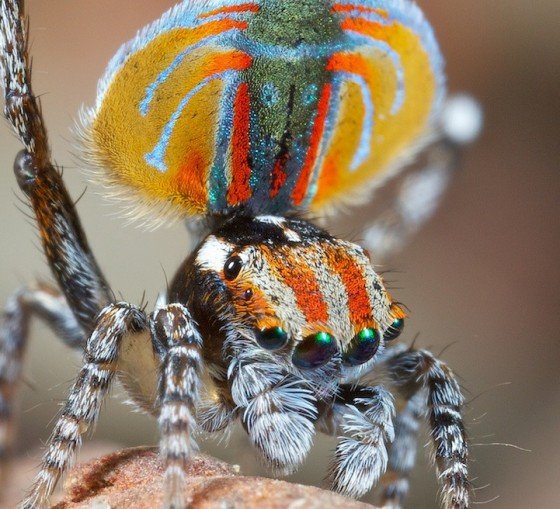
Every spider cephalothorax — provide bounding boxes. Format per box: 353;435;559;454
181;215;405;376
0;1;473;508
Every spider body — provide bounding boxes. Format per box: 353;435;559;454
0;1;475;508
84;0;442;220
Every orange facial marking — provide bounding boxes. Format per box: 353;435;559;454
227;82;253;206
199;3;260;19
292;83;332;206
389;302;407;320
228;281;275;323
331;4;389;18
263;247;329;326
328;247;373;329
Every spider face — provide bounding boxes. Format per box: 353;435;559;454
181;215;405;380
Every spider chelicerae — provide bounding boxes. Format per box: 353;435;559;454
0;1;481;508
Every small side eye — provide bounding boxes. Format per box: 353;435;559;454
224;255;243;280
256;326;289;350
342;328;380;366
292;331;337;369
384;318;404;341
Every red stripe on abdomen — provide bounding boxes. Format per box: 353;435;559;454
292;83;332;206
227;82;253;205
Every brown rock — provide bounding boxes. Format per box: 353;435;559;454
53;447;376;508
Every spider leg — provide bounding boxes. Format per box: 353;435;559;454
151;304;203;509
20;302;147;509
379;345;470;509
324;384;395;499
0;283;84;488
229;351;317;473
1;0;112;332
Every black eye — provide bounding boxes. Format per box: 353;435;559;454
256;326;289;350
292;331;337;369
342;328;380;366
224;255;243;280
384;318;404;341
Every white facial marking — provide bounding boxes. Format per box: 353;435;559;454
196;236;233;272
256;215;302;242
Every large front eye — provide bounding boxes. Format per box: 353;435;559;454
256;326;289;350
342;328;380;366
292;332;337;369
384;318;404;341
224;255;243;280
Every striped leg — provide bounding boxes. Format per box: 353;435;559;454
0;284;84;488
381;390;424;508
380;347;470;509
20;303;146;509
1;0;111;333
229;354;317;473
327;385;395;499
151;304;203;509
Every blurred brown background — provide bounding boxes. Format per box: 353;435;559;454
0;1;558;507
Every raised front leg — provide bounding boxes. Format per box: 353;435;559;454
21;302;146;509
0;0;111;332
151;304;203;509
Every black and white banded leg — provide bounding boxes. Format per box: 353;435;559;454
152;304;203;509
381;390;424;508
21;303;146;509
1;0;112;335
229;354;317;473
0;284;84;480
380;346;470;509
326;384;395;499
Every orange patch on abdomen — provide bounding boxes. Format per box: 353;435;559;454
331;4;389;18
199;3;260;19
174;149;207;209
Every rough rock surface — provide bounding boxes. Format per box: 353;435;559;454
53;447;377;508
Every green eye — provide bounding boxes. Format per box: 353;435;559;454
292;331;337;369
342;328;380;366
256;326;289;350
384;318;404;341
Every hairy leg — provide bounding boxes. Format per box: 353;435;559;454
151;304;203;509
381;390;424;508
0;284;84;486
379;346;470;509
21;302;146;509
229;353;317;473
324;384;395;499
0;0;112;332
